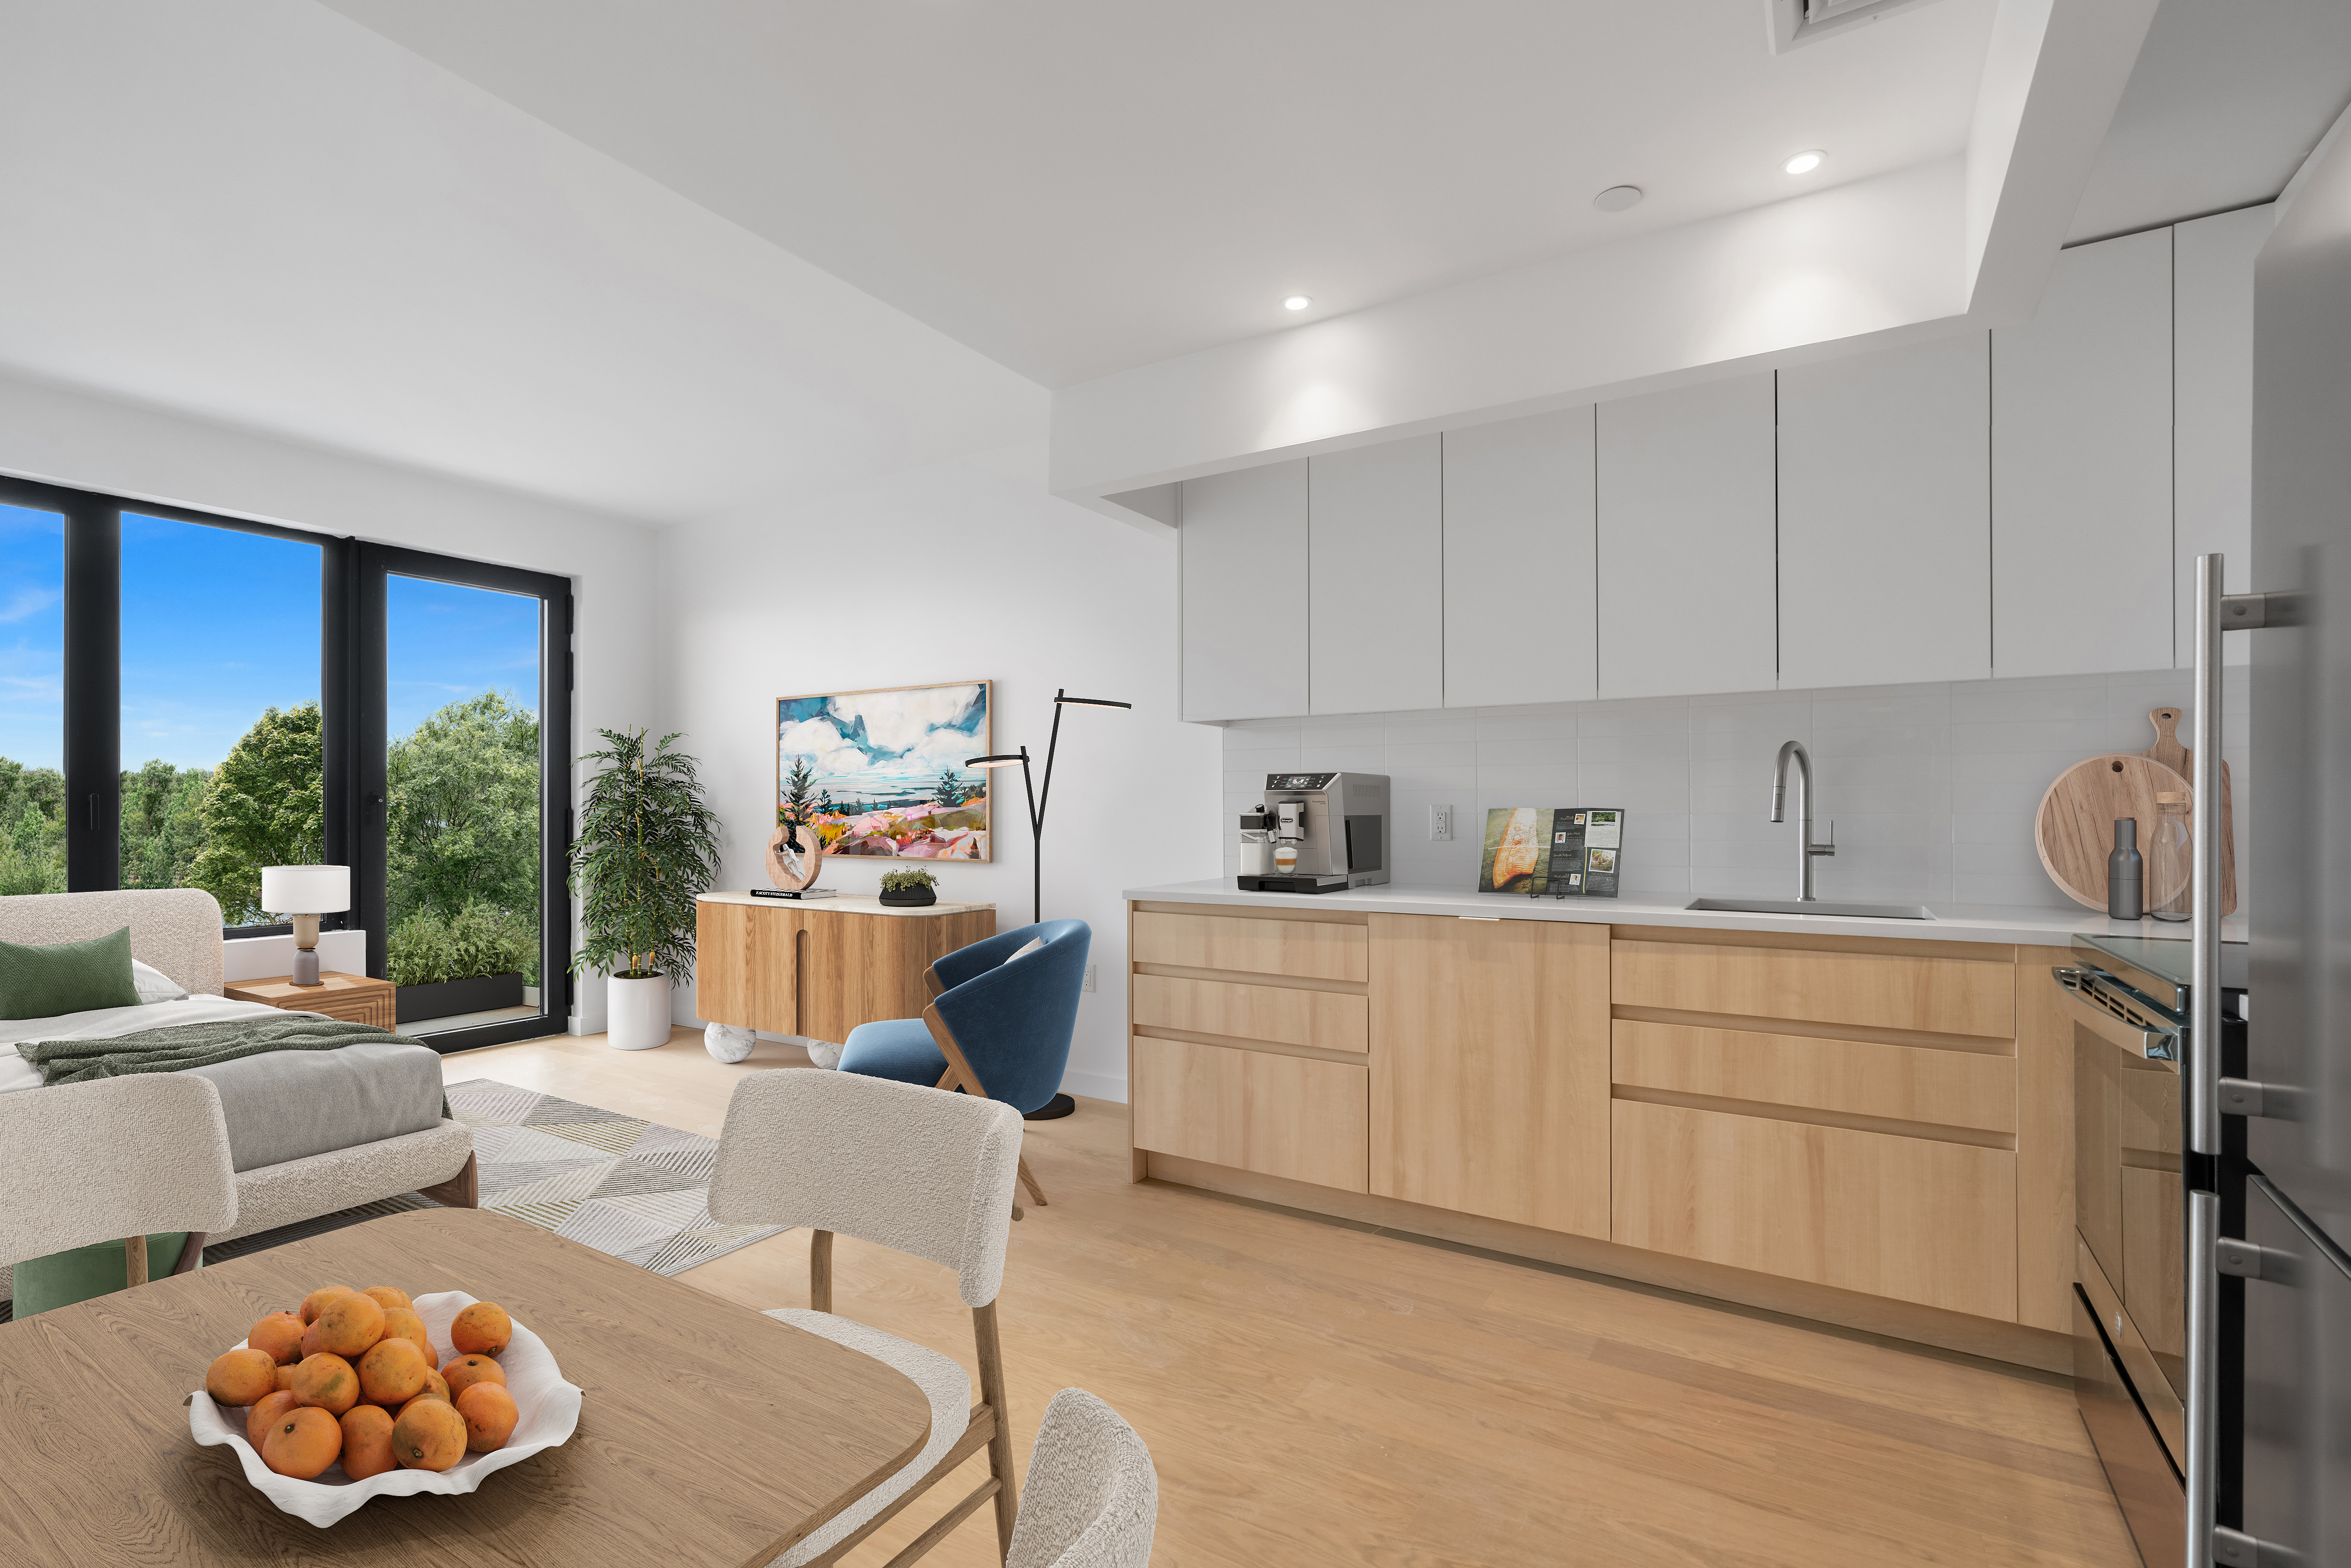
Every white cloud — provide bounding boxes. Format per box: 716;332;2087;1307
828;685;983;755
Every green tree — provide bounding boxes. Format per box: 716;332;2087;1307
119;759;212;891
0;758;69;895
387;691;539;931
933;768;967;807
189;703;323;925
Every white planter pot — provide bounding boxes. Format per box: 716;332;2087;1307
605;973;672;1051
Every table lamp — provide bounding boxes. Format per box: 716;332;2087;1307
261;865;351;986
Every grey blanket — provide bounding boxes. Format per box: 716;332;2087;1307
16;1018;448;1118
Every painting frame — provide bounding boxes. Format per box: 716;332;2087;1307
775;678;994;863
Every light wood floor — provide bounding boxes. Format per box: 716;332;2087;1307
443;1027;2140;1568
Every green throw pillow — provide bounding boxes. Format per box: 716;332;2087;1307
0;925;143;1021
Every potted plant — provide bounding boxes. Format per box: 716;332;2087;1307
878;868;939;907
568;728;721;1050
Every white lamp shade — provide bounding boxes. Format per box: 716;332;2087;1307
260;864;350;914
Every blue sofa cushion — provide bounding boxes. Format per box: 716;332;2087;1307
836;1017;947;1088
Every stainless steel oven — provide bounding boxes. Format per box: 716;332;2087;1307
2055;934;2246;1565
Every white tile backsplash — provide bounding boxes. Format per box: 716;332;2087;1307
1217;667;2253;914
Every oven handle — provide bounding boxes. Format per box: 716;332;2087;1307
2051;969;2180;1063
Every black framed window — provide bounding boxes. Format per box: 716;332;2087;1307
0;473;572;1052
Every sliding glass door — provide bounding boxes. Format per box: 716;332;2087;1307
360;545;571;1051
0;474;572;1051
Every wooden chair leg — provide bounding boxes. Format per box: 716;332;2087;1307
172;1232;206;1276
1017;1156;1048;1209
810;1229;833;1315
122;1235;148;1288
971;1302;1018;1559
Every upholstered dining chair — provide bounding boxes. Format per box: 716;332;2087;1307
0;1074;238;1305
708;1068;1026;1567
836;918;1089;1213
1004;1389;1159;1568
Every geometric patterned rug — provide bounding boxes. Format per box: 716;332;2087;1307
444;1079;785;1276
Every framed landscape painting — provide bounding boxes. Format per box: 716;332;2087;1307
776;680;992;860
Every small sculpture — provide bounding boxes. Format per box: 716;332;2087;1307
765;821;823;891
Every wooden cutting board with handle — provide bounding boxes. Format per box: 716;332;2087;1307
2142;707;2237;916
2035;754;2191;914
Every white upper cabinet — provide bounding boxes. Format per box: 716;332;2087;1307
1596;373;1777;699
1778;335;1991;688
2173;204;2271;666
1441;408;1598;708
1179;459;1309;722
1992;229;2174;676
1309;434;1444;715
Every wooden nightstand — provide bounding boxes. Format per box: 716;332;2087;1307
224;971;397;1031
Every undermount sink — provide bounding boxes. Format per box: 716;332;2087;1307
1686;897;1936;922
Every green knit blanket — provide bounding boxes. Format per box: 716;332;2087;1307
17;1016;430;1089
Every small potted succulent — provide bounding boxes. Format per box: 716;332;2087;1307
878;868;939;907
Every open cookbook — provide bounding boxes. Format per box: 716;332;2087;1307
1477;807;1623;898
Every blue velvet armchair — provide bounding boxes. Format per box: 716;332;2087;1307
836;918;1090;1209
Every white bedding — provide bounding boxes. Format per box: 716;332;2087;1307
0;994;308;1095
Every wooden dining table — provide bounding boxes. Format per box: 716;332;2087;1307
0;1207;933;1567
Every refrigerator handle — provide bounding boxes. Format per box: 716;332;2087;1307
2185;552;2288;1568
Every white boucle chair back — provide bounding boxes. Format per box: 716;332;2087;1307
1005;1388;1159;1568
0;888;227;997
0;1073;238;1265
707;1069;1023;1308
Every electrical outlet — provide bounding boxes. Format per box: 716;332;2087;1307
1431;804;1454;842
1082;963;1097;993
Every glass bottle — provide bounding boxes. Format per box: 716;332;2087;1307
2150;791;2192;922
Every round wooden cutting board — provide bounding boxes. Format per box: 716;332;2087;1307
2035;753;2192;913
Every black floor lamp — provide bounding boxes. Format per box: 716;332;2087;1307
968;687;1129;1120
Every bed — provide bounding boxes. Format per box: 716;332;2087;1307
0;889;473;1300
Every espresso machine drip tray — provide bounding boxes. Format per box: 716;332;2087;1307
1236;873;1355;895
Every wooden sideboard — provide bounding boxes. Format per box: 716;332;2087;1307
696;893;995;1046
1128;897;2077;1370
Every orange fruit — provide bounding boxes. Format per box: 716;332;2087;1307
260;1405;342;1480
245;1389;302;1447
378;1307;431;1360
441;1354;505;1401
289;1353;360;1416
450;1301;513;1357
357;1337;429;1406
274;1364;299;1394
360;1285;412;1313
417;1367;451;1404
204;1347;277;1408
247;1311;306;1366
299;1318;327;1359
390;1398;467;1472
298;1285;353;1325
455;1382;519;1453
313;1292;386;1358
339;1404;398;1480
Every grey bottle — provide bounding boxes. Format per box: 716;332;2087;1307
2107;818;2145;921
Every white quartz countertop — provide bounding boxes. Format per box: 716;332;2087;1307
1122;878;2247;949
699;890;994;917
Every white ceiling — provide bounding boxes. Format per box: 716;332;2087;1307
0;0;1043;524
318;0;2002;388
2068;0;2351;242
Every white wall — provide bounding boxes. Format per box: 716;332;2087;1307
0;369;663;1033
656;441;1224;1102
1222;667;2251;916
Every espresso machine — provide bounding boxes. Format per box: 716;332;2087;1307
1236;772;1389;894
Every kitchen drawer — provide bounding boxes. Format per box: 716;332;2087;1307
1612;936;2016;1040
1611;1018;2016;1134
1132;909;1367;983
2079;1236;2183;1467
1132;973;1368;1054
1611;1097;2018;1320
1131;1036;1367;1192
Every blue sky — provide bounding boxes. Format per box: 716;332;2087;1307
0;504;539;770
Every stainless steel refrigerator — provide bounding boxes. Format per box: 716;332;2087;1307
2201;111;2351;1568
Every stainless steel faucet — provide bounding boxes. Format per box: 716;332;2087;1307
1768;740;1836;901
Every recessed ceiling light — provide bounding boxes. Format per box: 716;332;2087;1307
1283;295;1311;311
1593;185;1643;213
1783;150;1825;175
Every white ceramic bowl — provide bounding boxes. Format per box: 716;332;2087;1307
189;1290;583;1528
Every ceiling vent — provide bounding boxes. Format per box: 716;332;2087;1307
1766;0;1944;52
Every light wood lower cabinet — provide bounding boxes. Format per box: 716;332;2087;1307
1612;930;2016;1041
1132;973;1367;1053
1368;915;1609;1238
1131;1037;1367;1192
695;896;995;1045
1610;1097;2019;1321
1130;908;1367;982
1612;1018;2016;1135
